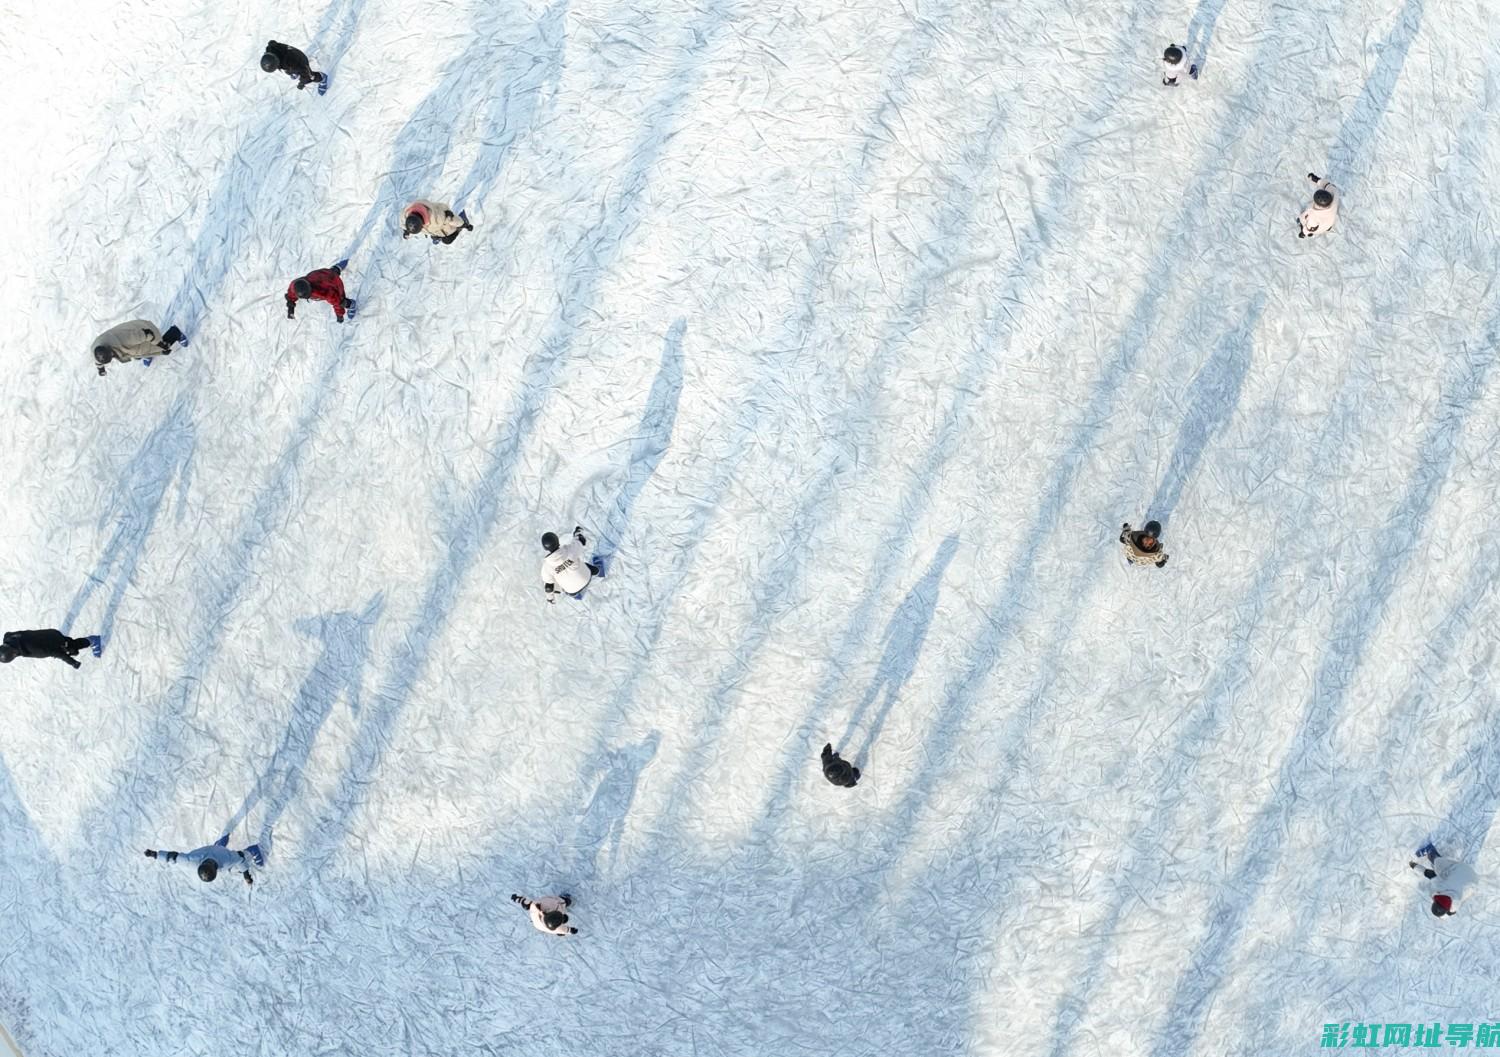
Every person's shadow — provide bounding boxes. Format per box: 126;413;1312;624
220;595;384;848
839;536;960;765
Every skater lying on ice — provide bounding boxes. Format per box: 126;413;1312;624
512;893;578;934
1409;844;1478;917
0;628;98;669
541;527;601;602
93;319;185;376
145;834;265;885
402;199;473;244
1298;174;1339;238
260;40;325;91
1120;520;1169;568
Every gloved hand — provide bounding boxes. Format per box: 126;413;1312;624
287;306;296;319
1157;556;1169;568
98;366;107;377
145;849;157;858
244;871;254;885
569;927;579;934
1307;172;1319;181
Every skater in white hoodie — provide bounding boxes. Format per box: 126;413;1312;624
541;527;601;602
511;892;578;935
1298;173;1339;239
1409;846;1478;917
1161;44;1192;86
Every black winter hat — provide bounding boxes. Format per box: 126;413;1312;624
1313;188;1334;208
1164;45;1184;63
543;909;568;930
94;346;113;365
198;860;218;882
1144;520;1162;536
541;532;560;552
292;277;312;298
404;213;424;235
260;52;280;73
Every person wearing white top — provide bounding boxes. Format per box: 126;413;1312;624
511;893;578;935
540;526;601;602
1410;847;1479;917
1298;173;1339;238
1162;44;1191;86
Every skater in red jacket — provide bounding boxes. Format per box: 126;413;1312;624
286;262;356;322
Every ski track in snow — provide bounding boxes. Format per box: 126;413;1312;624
1;0;1498;1053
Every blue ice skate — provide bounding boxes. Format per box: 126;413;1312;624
317;73;330;95
244;844;265;866
88;635;102;657
1415;842;1438;861
333;258;349;271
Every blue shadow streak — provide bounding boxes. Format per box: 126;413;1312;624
839;534;960;763
220;595;385;844
597;318;687;558
304;0;734;863
454;0;569;213
340;0;566;263
1325;0;1424;190
1184;0;1232;74
1146;292;1261;526
516;0;978;825
62;397;197;644
1144;336;1496;1057
563;731;661;890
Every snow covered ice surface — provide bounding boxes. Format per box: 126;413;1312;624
2;0;1499;1050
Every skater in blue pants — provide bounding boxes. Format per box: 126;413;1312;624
145;835;265;885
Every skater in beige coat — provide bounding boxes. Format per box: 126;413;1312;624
402;199;473;244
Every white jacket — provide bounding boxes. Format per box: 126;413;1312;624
528;895;573;934
1427;856;1479;911
1299;177;1339;237
542;540;593;594
1162;52;1189;84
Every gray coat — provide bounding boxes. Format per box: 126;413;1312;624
92;320;162;363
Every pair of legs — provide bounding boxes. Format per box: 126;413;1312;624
434;211;474;244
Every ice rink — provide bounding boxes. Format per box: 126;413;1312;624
1;0;1497;1053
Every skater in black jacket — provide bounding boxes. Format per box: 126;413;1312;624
821;743;860;788
260;40;326;91
0;628;97;669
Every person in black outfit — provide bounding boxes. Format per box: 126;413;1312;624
260;41;325;90
0;629;96;670
821;743;860;788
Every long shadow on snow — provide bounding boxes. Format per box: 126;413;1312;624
307;0;371;78
739;1;1298;863
838;535;959;765
61;399;197;644
562;731;661;891
1145;292;1261;527
340;0;567;262
1184;0;1232;75
646;105;1014;837
220;596;384;845
595;318;687;560
1142;333;1496;1057
1324;0;1424;191
66;0;366;641
304;0;735;863
548;0;981;819
77;0;561;845
453;0;569;214
1228;521;1500;1049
